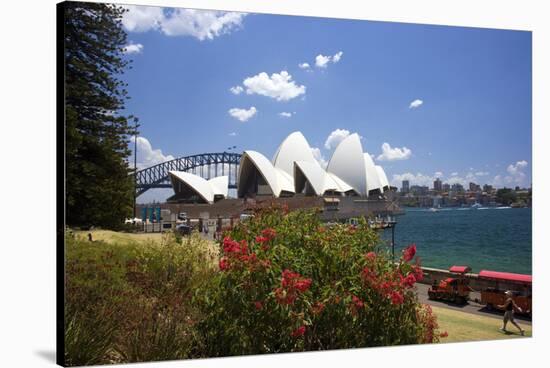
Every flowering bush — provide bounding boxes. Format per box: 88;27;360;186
195;206;441;357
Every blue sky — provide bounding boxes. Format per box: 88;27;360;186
120;6;532;202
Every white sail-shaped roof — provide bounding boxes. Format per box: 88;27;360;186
375;165;390;189
169;171;228;203
327;173;355;194
294;160;341;196
275;167;295;195
272;131;316;180
326;133;368;196
364;153;382;192
208;176;229;197
236;131;389;199
238;150;295;197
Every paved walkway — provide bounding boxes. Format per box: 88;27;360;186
415;283;532;325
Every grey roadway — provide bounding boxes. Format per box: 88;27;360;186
415;283;532;325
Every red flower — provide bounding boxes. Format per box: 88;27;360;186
361;266;374;280
255;236;268;244
402;244;417;262
413;265;424;281
276;269;311;304
352;295;364;308
365;252;376;262
380;281;395;294
261;228;277;240
223;236;241;254
390;291;404;305
294;278;312;292
219;257;230;271
440;331;448;338
254;301;263;310
401;273;417;288
291;325;306;337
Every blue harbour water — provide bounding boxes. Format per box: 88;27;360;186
381;207;532;274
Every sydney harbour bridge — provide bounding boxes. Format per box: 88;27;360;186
135;152;242;197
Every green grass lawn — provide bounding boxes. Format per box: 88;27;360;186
433;306;532;343
73;229;165;244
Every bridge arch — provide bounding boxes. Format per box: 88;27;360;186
135;152;241;197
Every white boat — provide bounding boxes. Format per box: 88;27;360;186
428;207;439;212
471;202;482;209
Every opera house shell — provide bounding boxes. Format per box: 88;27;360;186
168;171;229;204
167;131;390;203
238;131;389;199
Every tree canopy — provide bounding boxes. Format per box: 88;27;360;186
63;2;138;228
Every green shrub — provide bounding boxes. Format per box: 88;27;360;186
195;206;440;357
64;232;216;365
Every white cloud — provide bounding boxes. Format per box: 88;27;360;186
494;160;529;186
134;136;174;170
315;54;331;68
228;107;257;122
311;147;328;168
451;172;459;177
279;112;293;118
475;171;489;176
123;42;144;54
324;129;350;150
409;99;423;109
123;6;246;40
434;171;444;178
122;5;164;33
298;62;310;69
228;132;237;136
229;85;244;95
507;160;528;175
241;71;306;101
376;142;412;161
315;51;343;68
391;172;435;187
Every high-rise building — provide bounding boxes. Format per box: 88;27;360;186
483;184;493;193
434;178;442;192
451;183;464;192
402;180;410;193
442;183;451;192
469;182;480;192
410;185;429;195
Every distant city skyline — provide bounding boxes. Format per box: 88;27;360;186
118;5;532;203
399;178;531;193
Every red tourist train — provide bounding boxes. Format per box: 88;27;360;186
427;265;532;316
428;265;473;304
478;270;532;316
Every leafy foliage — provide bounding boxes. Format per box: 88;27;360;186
64;232;216;365
63;2;138;228
195;206;441;357
65;208;443;365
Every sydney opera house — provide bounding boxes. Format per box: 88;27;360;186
167;131;390;204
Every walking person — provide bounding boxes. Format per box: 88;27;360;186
498;290;525;335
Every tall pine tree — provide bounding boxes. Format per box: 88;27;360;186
63;2;138;228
